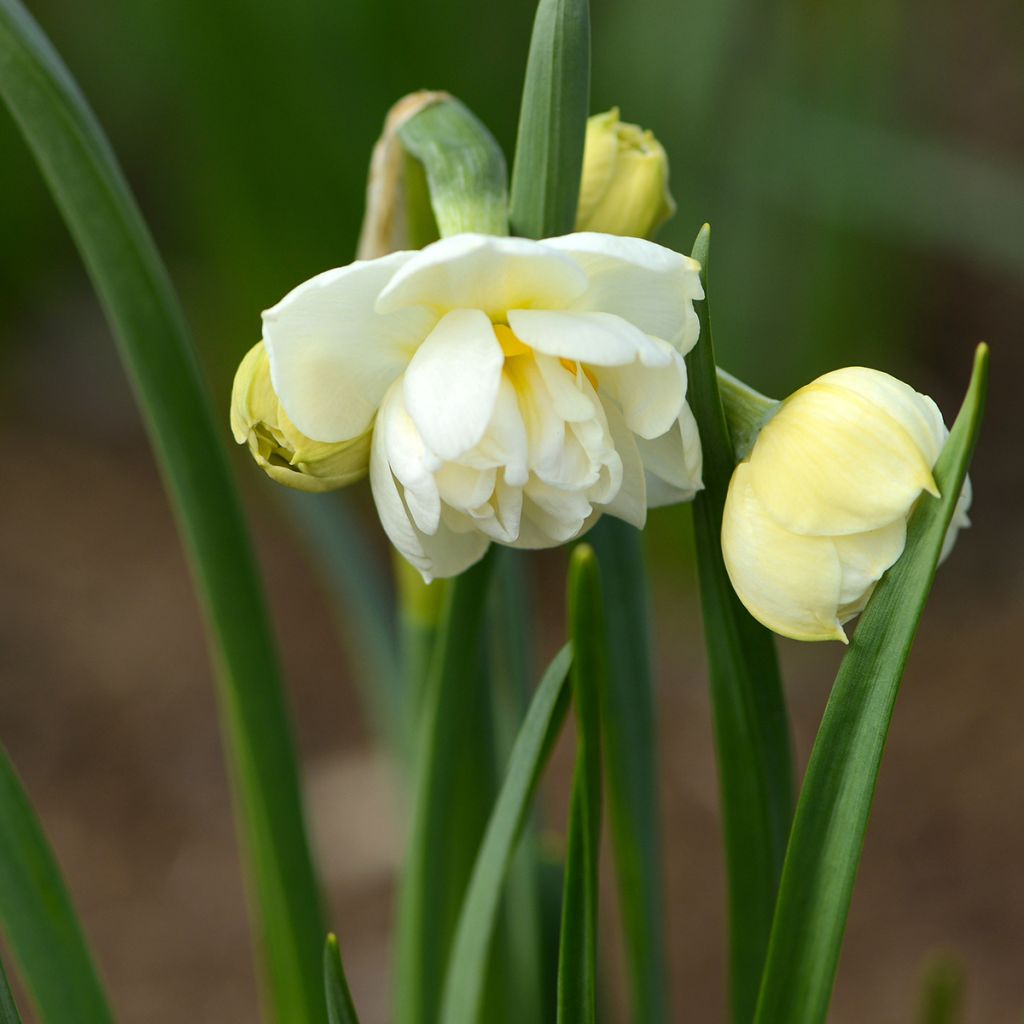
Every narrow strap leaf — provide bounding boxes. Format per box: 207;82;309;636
509;0;591;239
0;4;326;1020
0;957;23;1024
685;225;795;1024
440;643;573;1024
324;934;361;1024
754;346;988;1024
396;553;498;1024
0;746;113;1023
557;545;606;1024
587;518;668;1023
482;550;547;1024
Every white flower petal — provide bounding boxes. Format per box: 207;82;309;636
505;357;568;474
462;375;530;487
370;394;489;581
635;403;703;506
598;397;646;529
531;355;598;423
376;381;440;533
543;232;703;351
722;463;846;643
263;251;435;442
599;340;686;439
375;233;588;320
435;462;497;513
508;310;669;368
748;381;938;537
403;309;504;461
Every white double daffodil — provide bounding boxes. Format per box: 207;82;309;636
721;367;971;643
256;232;705;579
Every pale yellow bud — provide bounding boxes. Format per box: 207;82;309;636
721;367;971;643
230;342;370;492
575;108;676;239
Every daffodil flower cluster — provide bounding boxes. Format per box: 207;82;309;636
235;232;704;579
231;103;973;639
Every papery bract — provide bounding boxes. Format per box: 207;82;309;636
721;367;971;642
247;232;705;579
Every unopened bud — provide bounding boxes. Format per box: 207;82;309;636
575;108;676;239
230;342;369;492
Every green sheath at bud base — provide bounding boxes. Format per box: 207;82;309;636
230;342;369;492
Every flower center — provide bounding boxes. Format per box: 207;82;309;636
492;323;598;388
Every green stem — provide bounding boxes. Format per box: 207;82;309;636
685;226;794;1024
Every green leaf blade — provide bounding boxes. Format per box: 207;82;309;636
509;0;591;239
0;4;326;1020
587;518;668;1024
753;346;989;1024
440;643;573;1024
396;553;499;1024
324;934;361;1024
685;225;795;1024
0;746;113;1024
557;545;606;1024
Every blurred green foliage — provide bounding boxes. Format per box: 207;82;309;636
1;0;1021;414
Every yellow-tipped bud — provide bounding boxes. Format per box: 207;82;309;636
230;342;370;492
575;108;676;239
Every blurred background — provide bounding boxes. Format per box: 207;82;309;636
1;0;1022;1019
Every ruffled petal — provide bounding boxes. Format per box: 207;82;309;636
403;308;504;461
598;397;647;529
370;386;490;581
722;463;847;642
542;232;703;352
375;233;587;320
598;339;686;439
635;402;703;506
508;309;671;368
263;251;436;441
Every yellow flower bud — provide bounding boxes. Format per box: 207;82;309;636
721;367;971;643
230;342;370;492
575;108;676;239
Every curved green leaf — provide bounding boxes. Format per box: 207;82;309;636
0;962;21;1024
754;346;989;1024
440;643;573;1024
396;553;498;1024
0;746;112;1023
0;957;22;1024
587;518;668;1024
0;4;325;1020
324;934;361;1024
557;545;606;1024
509;0;590;239
685;224;795;1023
